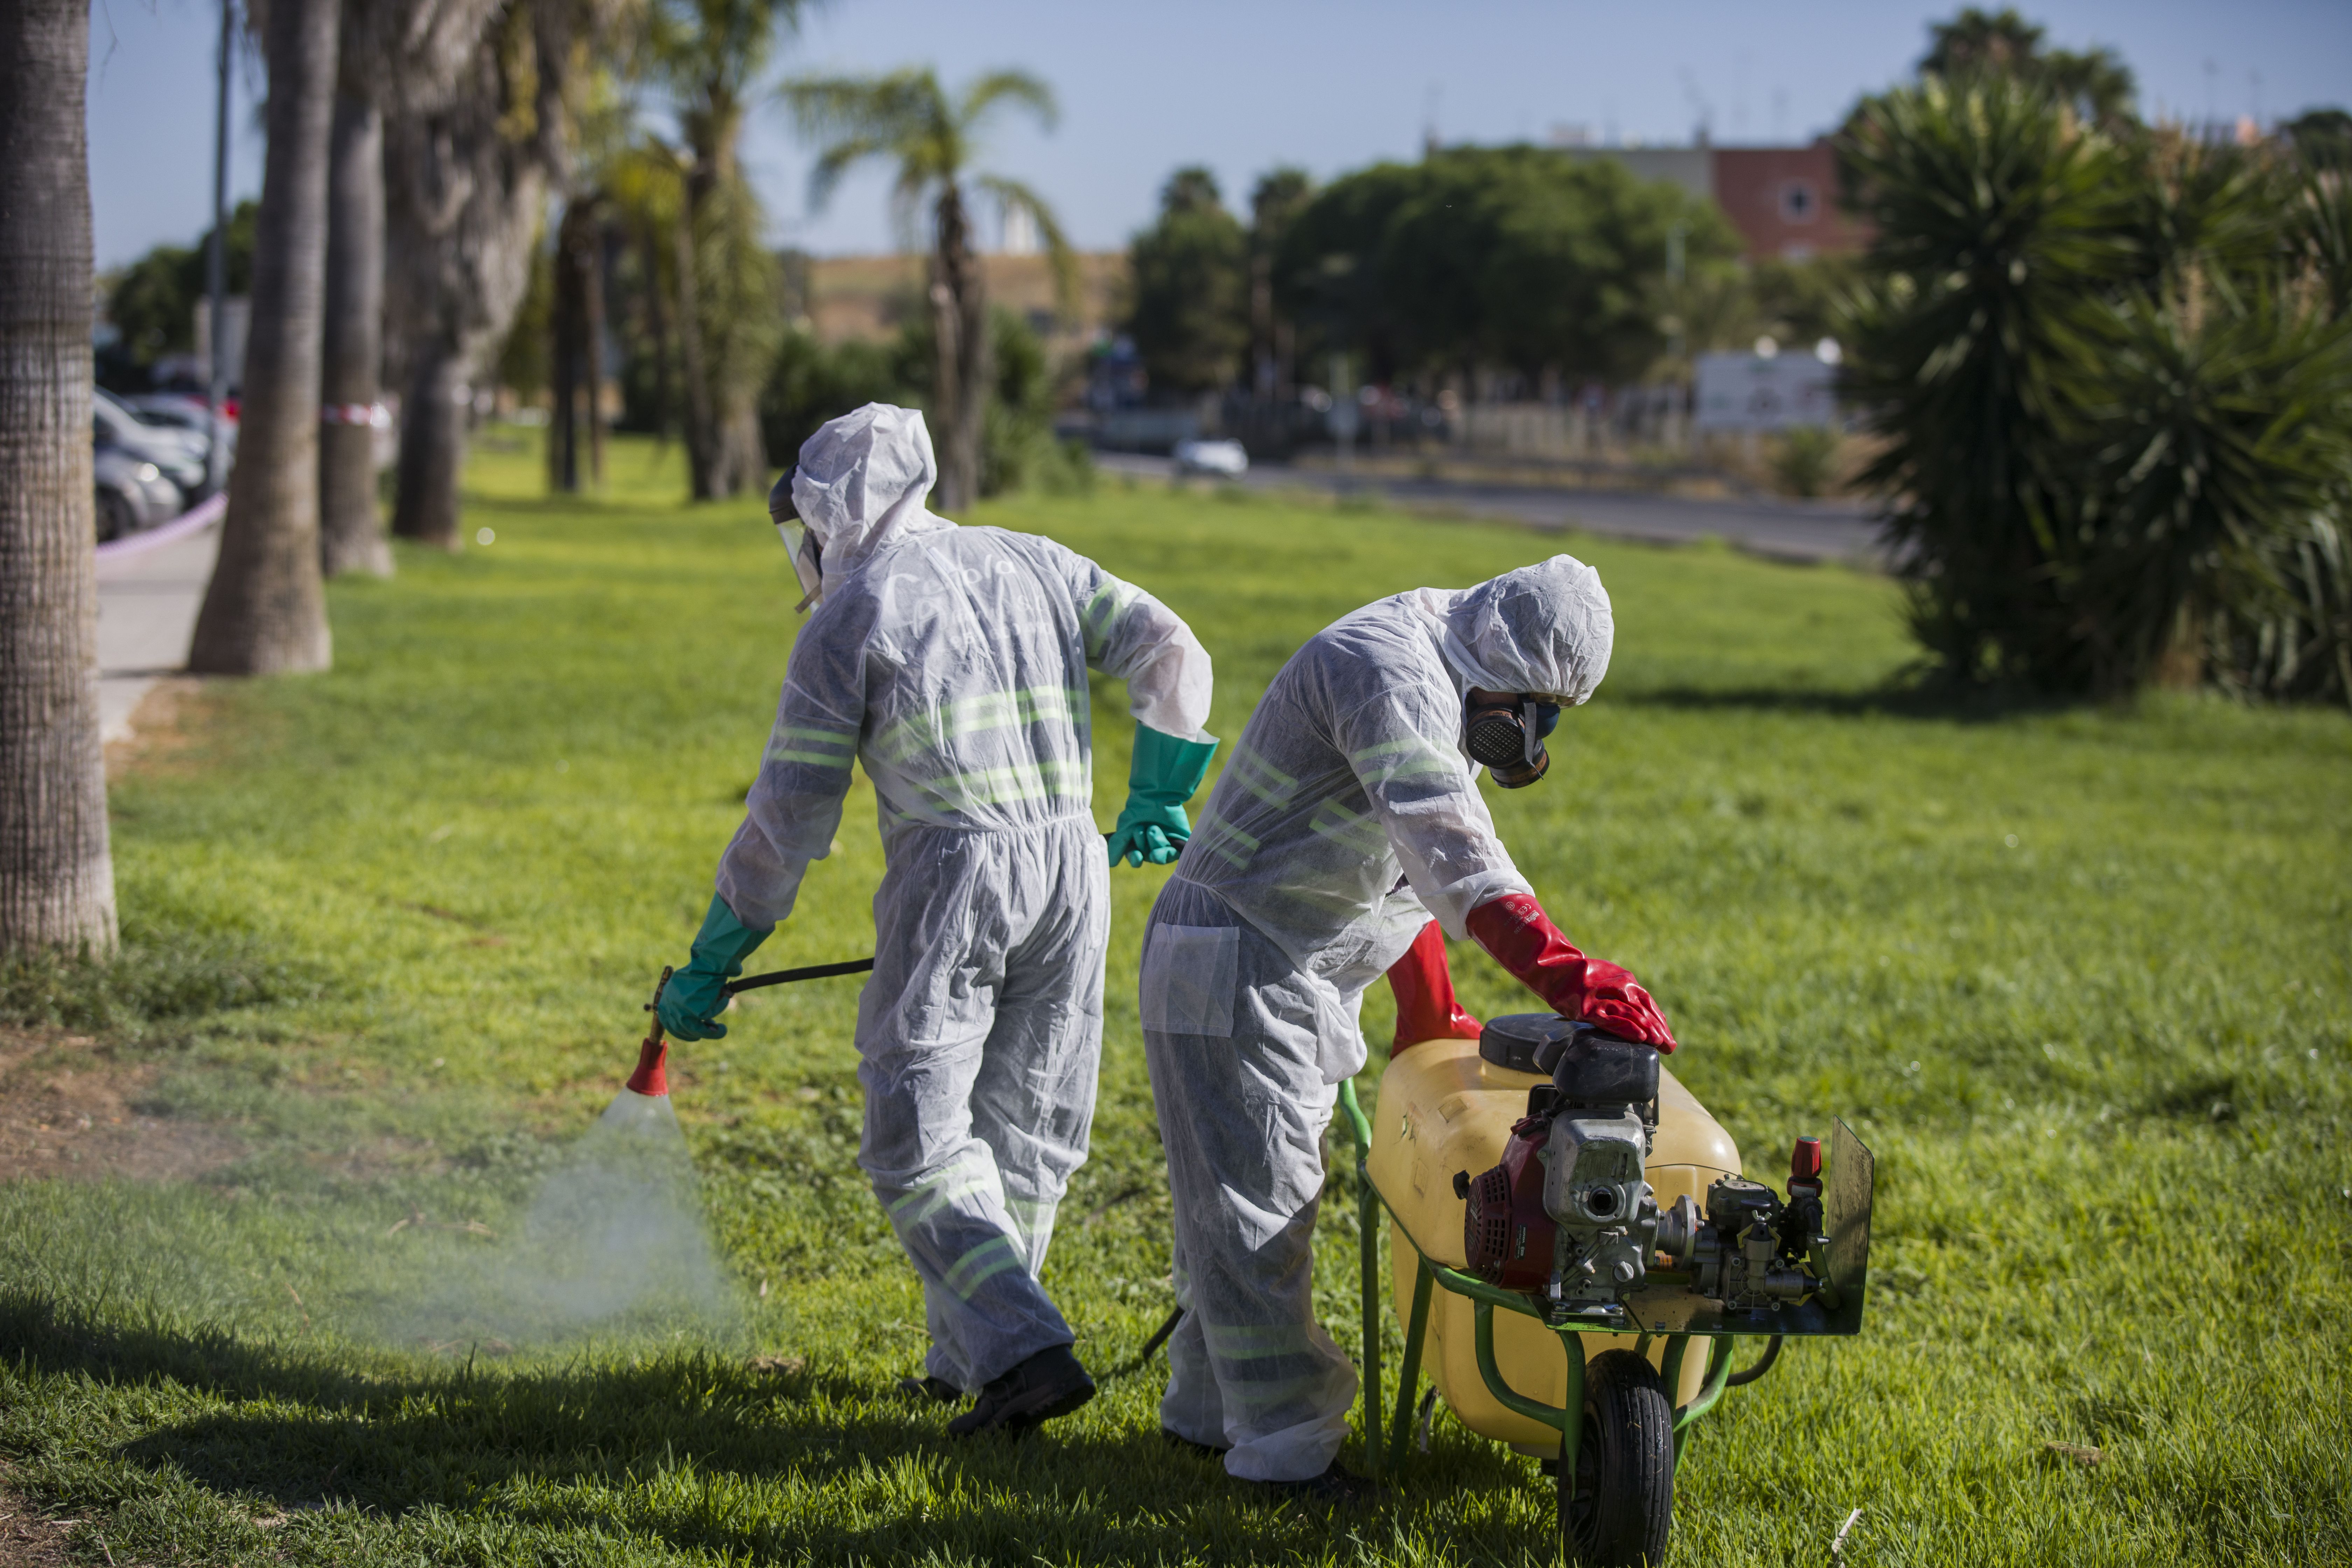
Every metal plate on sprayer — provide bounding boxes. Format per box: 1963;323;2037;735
1606;1116;1875;1338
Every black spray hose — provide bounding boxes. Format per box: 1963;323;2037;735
1724;1333;1784;1387
1136;1305;1184;1363
724;957;875;995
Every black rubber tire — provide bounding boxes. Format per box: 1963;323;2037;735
94;487;134;543
1559;1349;1674;1566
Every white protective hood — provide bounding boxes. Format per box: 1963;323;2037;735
770;403;955;606
1423;553;1615;706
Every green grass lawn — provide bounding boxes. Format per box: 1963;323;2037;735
1;432;2347;1566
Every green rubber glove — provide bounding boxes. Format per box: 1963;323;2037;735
1108;725;1219;868
657;893;773;1041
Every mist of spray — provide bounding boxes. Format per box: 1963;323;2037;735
371;1074;743;1354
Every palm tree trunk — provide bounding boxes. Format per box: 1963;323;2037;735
320;88;392;578
190;0;338;674
0;0;117;951
714;388;764;494
381;0;564;546
673;191;717;500
930;181;987;512
638;219;674;444
585;213;608;486
551;199;587;493
392;342;467;547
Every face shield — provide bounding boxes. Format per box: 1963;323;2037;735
1464;693;1563;789
767;467;825;610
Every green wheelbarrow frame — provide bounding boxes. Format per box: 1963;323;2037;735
1332;1079;1875;1484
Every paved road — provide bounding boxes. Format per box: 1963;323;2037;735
95;502;220;743
1096;452;1886;566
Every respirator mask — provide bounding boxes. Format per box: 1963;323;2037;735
1464;693;1561;788
766;467;824;611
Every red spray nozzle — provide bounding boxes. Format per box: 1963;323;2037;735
626;1037;670;1097
1790;1134;1823;1183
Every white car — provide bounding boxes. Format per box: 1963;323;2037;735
1172;438;1249;478
94;390;209;501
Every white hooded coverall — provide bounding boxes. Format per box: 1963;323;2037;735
1138;555;1614;1480
719;405;1212;1392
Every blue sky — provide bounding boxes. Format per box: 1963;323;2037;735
89;0;2352;270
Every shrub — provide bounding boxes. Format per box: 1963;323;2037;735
761;308;1077;501
1843;81;2352;701
1771;427;1843;498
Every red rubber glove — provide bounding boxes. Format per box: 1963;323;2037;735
1464;893;1677;1051
1384;920;1485;1055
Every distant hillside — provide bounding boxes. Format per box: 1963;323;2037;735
804;251;1128;355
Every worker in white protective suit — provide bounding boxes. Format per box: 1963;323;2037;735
1139;555;1675;1496
657;404;1218;1436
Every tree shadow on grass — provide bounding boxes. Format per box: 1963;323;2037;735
1609;677;2098;726
1;1290;1549;1565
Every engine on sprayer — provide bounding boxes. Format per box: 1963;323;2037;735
1459;1017;1839;1323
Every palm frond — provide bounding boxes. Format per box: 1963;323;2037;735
780;68;943;147
973;173;1078;316
806;133;893;213
958;69;1057;136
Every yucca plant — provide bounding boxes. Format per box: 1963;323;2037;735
2065;284;2352;695
1841;79;2140;691
1844;82;2352;702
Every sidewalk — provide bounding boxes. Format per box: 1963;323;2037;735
95;500;221;743
1094;452;1886;566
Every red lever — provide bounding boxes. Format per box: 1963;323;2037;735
1790;1135;1823;1183
626;1037;669;1097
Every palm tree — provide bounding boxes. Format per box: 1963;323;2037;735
782;68;1074;511
548;191;610;492
648;0;805;499
383;0;590;548
189;0;340;674
319;77;392;577
0;0;118;949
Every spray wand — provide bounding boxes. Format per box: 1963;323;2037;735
624;957;878;1102
626;966;676;1099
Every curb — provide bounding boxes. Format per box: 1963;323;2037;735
96;491;224;563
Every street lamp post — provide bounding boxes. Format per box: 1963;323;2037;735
204;0;233;493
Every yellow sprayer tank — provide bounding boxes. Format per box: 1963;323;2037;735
1365;1035;1742;1453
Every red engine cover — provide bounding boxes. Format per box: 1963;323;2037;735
1463;1115;1556;1290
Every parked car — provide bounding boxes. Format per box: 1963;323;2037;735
93;389;208;501
124;392;236;470
93;445;182;542
1172;437;1249;478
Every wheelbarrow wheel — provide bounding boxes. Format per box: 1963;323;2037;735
1559;1349;1673;1566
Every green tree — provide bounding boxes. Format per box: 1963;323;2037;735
646;0;804;501
2282;108;2352;173
1126;166;1248;395
1918;7;2138;128
104;203;256;367
781;66;1074;512
1247;167;1312;394
1278;147;1737;387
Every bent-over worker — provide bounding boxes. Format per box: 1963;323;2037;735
1137;554;1673;1496
659;404;1217;1435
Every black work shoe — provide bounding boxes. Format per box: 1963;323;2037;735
1160;1426;1229;1460
945;1344;1096;1437
1247;1463;1376;1507
897;1374;962;1405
